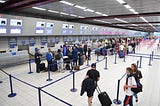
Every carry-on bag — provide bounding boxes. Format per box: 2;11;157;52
97;86;112;106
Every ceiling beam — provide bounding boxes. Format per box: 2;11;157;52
0;0;60;11
69;12;160;21
112;22;160;25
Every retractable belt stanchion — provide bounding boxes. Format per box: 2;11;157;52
70;71;77;92
46;64;52;81
152;51;154;61
149;54;152;66
114;52;117;64
139;56;142;68
86;54;90;66
8;74;16;97
137;60;139;68
113;73;126;104
96;53;99;61
104;56;108;70
0;80;2;83
38;87;42;106
28;59;33;74
123;53;126;62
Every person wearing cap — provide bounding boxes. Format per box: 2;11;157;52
81;63;100;106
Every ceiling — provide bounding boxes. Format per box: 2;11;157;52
0;0;160;32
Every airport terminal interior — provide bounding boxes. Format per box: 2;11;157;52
0;0;160;106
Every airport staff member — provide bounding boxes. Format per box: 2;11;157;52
46;48;53;71
35;49;42;73
81;63;100;106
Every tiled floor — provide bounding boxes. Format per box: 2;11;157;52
0;39;160;106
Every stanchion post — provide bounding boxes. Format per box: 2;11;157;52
123;54;126;62
114;52;117;64
113;80;122;104
137;60;139;68
46;64;52;81
149;54;152;66
139;56;142;68
8;74;16;97
96;53;99;61
28;59;33;74
104;56;108;70
86;54;90;66
38;87;42;106
0;80;2;83
70;71;77;92
152;51;154;61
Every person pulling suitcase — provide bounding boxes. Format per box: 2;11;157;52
81;63;100;106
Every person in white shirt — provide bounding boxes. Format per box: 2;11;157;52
123;67;137;106
119;43;124;51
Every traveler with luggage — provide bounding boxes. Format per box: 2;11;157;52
55;49;64;72
46;48;53;71
35;49;42;73
123;67;137;106
131;63;143;102
81;63;100;106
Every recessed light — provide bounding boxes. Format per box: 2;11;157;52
74;5;86;10
32;7;46;11
114;18;128;23
124;4;132;9
59;1;74;6
95;12;102;15
116;0;126;4
48;10;59;13
0;0;5;3
84;8;94;12
70;14;78;17
60;12;69;15
102;14;108;16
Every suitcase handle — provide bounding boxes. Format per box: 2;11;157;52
96;85;102;94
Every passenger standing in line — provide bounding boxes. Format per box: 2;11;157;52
87;46;92;60
55;49;64;72
123;67;137;106
35;49;42;73
81;63;100;106
83;43;88;57
46;48;53;71
131;63;143;102
72;46;78;66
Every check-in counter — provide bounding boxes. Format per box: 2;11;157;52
0;50;29;66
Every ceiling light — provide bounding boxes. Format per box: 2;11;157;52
74;5;86;10
114;18;128;23
59;1;74;6
140;17;148;23
102;14;108;16
95;12;103;15
0;0;5;3
131;24;138;26
116;0;126;4
70;14;78;17
60;12;69;15
79;16;85;18
48;10;59;13
32;7;46;11
129;8;135;12
124;4;132;9
84;9;94;12
133;11;139;14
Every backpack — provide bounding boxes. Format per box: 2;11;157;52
55;53;62;60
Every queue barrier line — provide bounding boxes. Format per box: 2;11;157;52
134;53;160;57
127;54;160;60
41;89;72;106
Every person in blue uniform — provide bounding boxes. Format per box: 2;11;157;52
46;48;53;70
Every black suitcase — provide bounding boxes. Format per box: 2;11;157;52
97;86;112;106
78;56;84;66
50;60;58;71
40;63;46;71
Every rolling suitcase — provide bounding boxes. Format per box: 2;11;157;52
40;63;46;71
97;86;112;106
79;56;84;66
50;60;58;71
118;50;124;58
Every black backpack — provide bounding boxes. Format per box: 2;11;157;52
55;53;62;60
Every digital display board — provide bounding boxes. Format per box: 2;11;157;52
0;18;7;26
29;37;36;46
46;22;54;28
10;19;22;26
69;25;74;29
36;28;44;34
36;21;45;28
10;28;22;34
62;24;68;29
0;27;7;34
